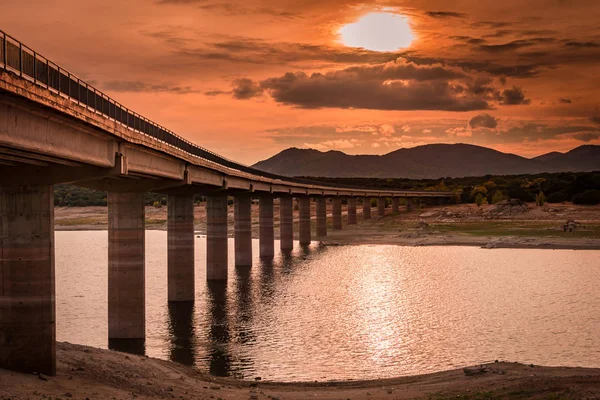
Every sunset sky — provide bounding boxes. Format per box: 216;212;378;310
2;0;600;164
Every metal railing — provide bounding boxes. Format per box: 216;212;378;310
0;29;451;194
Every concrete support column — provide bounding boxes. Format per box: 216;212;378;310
279;196;293;251
392;197;400;214
167;195;195;302
316;197;327;237
332;197;342;230
259;196;274;259
406;197;413;212
108;192;145;339
377;197;386;217
234;195;252;267
363;198;371;219
348;197;357;225
298;197;311;245
0;185;55;375
207;195;228;281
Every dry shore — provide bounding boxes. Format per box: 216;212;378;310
55;202;600;250
1;342;600;400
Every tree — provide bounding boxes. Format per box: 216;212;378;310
491;190;505;204
475;193;484;207
572;190;600;205
535;191;546;206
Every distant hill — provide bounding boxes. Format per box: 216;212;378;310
252;144;600;179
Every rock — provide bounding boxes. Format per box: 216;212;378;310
419;211;438;218
463;366;490;376
483;199;528;217
416;221;429;230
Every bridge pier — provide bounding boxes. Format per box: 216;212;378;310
392;197;400;213
348;197;357;225
316;197;327;237
0;184;56;375
207;195;228;281
259;196;275;259
406;197;413;212
332;197;342;230
298;197;311;245
363;197;371;219
280;196;294;251
377;197;386;217
234;195;252;267
167;194;195;302
108;192;146;340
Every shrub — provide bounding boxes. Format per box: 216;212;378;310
475;193;484;207
152;200;162;208
572;190;600;205
535;191;546;206
546;192;566;203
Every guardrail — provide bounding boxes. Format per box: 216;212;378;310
0;29;452;195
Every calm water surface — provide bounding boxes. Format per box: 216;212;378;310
56;231;600;381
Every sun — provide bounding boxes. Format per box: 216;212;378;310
339;12;414;52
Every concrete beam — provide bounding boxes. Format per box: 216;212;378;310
206;195;228;281
332;197;342;230
280;196;294;251
0;184;55;375
167;194;195;302
316;197;327;237
298;197;311;245
348;197;357;225
108;192;145;339
259;196;275;259
234;195;252;267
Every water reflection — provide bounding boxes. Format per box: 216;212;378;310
206;281;231;376
167;302;196;366
108;338;146;356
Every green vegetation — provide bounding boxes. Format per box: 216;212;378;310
302;171;600;205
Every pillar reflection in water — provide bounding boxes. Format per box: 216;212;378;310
206;281;232;377
167;302;196;366
108;338;146;356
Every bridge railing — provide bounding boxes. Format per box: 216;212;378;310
0;30;453;195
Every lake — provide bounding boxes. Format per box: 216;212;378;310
55;231;600;381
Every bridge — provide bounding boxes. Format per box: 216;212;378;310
0;30;453;376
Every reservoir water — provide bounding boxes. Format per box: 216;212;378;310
56;231;600;381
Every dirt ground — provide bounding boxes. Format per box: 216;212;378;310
55;201;600;249
1;342;600;400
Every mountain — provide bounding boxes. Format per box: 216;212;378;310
252;144;600;179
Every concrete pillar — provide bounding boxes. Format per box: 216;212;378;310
108;192;145;339
406;197;413;212
348;197;357;225
279;196;293;251
332;197;342;230
298;197;311;245
363;197;371;219
207;195;228;281
0;184;55;375
259;196;274;259
167;195;195;302
392;197;400;213
378;197;386;217
316;197;327;237
234;195;252;267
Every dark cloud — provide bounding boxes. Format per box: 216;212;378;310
573;132;600;142
479;38;556;53
471;21;514;29
232;78;264;99
591;116;600;124
102;81;198;94
154;0;297;17
469;114;498;129
450;36;487;45
559;98;572;104
565;41;600;48
499;86;531;105
425;11;467;18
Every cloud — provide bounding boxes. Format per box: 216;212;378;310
573;132;600;142
478;38;556;53
232;78;264;99
591;116;600;124
469;114;498;129
303;139;360;151
559;98;572;104
426;11;467;18
446;127;472;137
499;86;531;105
102;81;199;94
565;41;600;48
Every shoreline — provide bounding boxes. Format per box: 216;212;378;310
2;342;600;399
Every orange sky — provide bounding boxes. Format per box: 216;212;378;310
2;0;600;164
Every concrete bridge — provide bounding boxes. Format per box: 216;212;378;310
0;30;453;376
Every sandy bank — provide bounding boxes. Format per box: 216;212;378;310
1;343;599;399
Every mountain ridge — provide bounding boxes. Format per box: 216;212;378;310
252;143;600;179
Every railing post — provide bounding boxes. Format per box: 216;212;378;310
19;42;22;76
2;33;6;69
33;51;36;84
